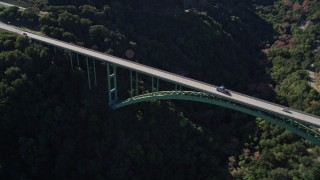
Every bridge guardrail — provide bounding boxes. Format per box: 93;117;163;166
20;27;320;123
230;90;320;121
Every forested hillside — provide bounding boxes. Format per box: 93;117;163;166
232;0;320;179
1;0;320;179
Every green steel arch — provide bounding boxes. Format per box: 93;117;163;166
112;91;320;145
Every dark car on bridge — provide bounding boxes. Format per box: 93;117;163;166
216;85;231;95
282;108;291;113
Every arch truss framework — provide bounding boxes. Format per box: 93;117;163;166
112;91;320;146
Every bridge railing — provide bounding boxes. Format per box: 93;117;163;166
230;90;320;122
22;28;320;123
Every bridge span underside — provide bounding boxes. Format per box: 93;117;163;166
113;91;320;145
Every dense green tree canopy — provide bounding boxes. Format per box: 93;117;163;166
1;0;320;179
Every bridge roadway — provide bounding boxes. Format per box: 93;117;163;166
1;22;320;127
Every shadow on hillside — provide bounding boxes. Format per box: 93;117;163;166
113;1;277;178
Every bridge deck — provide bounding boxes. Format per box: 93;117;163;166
1;22;320;127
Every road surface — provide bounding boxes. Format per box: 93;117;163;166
0;1;47;16
1;22;320;127
0;1;25;9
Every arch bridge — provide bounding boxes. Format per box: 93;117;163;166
1;22;320;145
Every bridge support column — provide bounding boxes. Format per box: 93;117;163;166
130;71;140;96
151;77;159;92
157;78;159;91
175;84;182;91
86;57;91;90
69;52;73;69
152;77;154;92
136;72;139;95
107;63;118;105
54;46;57;54
93;60;97;87
130;71;133;97
77;54;80;69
